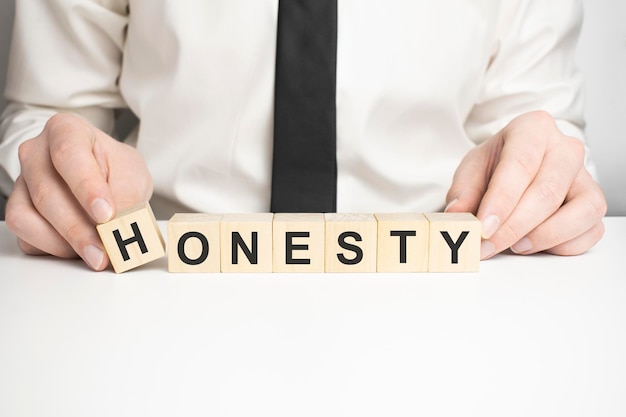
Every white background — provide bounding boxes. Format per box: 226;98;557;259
0;0;624;214
1;219;626;417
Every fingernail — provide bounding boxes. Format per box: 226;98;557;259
481;214;500;239
91;198;113;224
511;237;533;254
481;241;496;259
444;198;459;212
84;245;105;270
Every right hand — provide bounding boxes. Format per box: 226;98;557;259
5;113;153;271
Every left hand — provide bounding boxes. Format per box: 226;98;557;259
445;110;607;260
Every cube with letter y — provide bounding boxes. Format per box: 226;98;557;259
425;212;481;272
96;202;166;273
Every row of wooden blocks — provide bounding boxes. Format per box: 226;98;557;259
96;202;482;274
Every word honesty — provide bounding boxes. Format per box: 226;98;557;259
96;202;481;274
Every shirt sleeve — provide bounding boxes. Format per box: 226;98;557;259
465;0;597;177
0;0;129;196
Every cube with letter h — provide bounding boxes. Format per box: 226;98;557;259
96;202;166;273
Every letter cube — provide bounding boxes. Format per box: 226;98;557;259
96;202;166;273
425;212;481;272
168;213;222;273
220;213;273;273
273;213;325;273
324;213;377;273
375;213;429;272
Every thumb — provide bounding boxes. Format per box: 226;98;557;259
104;138;154;211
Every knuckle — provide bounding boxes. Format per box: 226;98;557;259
560;136;586;165
541;224;564;248
46;113;93;161
17;139;37;166
17;239;40;255
537;179;565;208
4;199;24;235
49;133;79;165
586;189;608;219
45;113;81;135
510;152;538;182
29;182;55;212
73;176;97;201
592;221;606;242
569;137;585;159
62;221;90;250
499;221;524;245
526;110;555;128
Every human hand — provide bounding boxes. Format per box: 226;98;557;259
5;113;152;270
446;111;607;259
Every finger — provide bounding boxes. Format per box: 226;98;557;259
18;239;53;256
105;141;153;209
475;113;552;239
5;176;76;258
510;170;606;255
483;136;584;255
544;221;605;256
44;113;115;224
445;145;491;214
18;139;110;271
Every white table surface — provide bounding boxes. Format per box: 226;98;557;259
1;218;625;417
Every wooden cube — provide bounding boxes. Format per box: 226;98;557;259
220;213;273;273
324;213;377;273
425;213;481;272
272;213;325;273
96;202;166;273
168;213;222;273
375;213;429;272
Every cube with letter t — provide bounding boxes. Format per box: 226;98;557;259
96;202;166;273
375;213;429;272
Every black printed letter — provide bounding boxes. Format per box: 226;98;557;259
113;222;148;262
286;232;311;265
440;231;469;264
390;230;417;264
177;232;209;266
337;231;363;265
232;232;258;265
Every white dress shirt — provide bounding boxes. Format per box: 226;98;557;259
0;0;591;217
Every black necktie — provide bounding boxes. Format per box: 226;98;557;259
270;0;338;213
